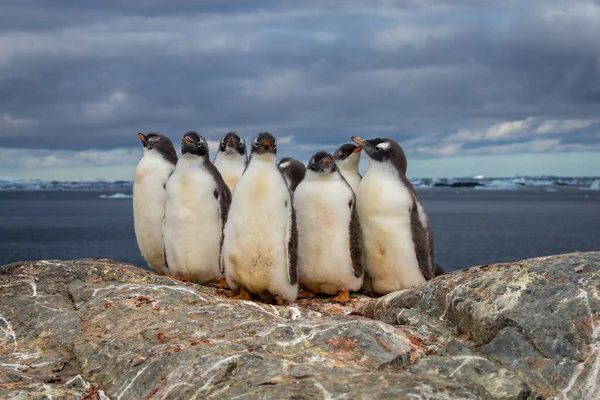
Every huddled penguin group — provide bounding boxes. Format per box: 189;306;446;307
133;131;444;304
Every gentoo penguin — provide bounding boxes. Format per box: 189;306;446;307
278;157;306;192
333;143;362;193
222;132;298;303
133;133;178;274
294;152;363;303
163;131;231;284
213;132;247;192
351;136;440;295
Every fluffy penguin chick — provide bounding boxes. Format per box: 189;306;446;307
333;143;362;193
133;133;178;274
294;152;363;300
213;132;247;192
163;131;231;284
352;136;438;295
223;132;298;303
278;157;306;192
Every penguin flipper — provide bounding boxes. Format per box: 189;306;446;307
285;201;298;286
349;197;364;278
209;165;232;276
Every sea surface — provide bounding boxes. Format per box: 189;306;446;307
1;188;599;272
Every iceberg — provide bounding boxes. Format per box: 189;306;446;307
99;193;133;199
474;179;520;190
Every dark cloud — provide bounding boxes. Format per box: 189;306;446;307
0;0;599;160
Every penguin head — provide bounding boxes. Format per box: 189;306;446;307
137;132;178;165
351;137;407;174
251;132;277;158
181;131;209;159
333;143;362;170
219;132;246;156
278;157;293;170
307;151;336;175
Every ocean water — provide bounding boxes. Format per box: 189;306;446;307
0;188;599;272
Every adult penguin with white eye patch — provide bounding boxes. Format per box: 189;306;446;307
278;157;306;192
213;132;247;193
163;131;231;285
294;151;363;303
222;132;298;304
133;132;178;275
333;143;362;193
351;137;442;295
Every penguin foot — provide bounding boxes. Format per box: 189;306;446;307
233;288;252;301
209;279;229;289
274;295;288;306
297;290;316;299
166;274;190;283
332;289;350;304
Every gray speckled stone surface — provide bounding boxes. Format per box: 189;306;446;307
0;252;597;399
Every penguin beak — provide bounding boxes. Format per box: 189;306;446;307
138;133;147;146
352;146;362;154
351;137;368;148
261;139;271;150
321;157;332;165
182;137;193;145
227;138;236;145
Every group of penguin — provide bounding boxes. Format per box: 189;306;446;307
133;131;444;304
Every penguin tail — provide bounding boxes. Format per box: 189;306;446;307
434;262;445;277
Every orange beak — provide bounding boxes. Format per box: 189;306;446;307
352;146;362;154
322;157;332;165
138;133;146;143
182;137;193;145
262;139;271;148
351;137;367;147
227;138;236;144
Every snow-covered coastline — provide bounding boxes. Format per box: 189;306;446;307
1;176;599;192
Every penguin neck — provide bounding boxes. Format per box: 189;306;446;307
180;152;208;168
305;170;340;182
365;158;401;180
215;150;246;167
338;161;360;178
250;153;276;165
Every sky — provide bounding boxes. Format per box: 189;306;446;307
1;0;599;180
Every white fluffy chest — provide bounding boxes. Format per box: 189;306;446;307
166;157;217;207
357;165;413;220
214;153;246;191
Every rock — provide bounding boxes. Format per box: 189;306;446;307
0;253;597;399
358;252;600;400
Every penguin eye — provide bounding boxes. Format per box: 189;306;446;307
253;139;259;148
273;140;277;150
311;161;317;169
238;140;244;148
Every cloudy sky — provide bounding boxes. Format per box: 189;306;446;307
1;0;599;180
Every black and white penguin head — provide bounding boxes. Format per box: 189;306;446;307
251;132;277;159
351;137;408;174
218;132;246;156
137;132;178;165
333;143;362;169
181;131;209;159
307;151;336;175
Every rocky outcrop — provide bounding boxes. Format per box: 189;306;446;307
0;252;598;399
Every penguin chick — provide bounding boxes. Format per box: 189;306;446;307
278;157;306;192
223;132;298;303
163;131;231;284
333;143;362;193
351;136;437;294
213;132;247;192
294;152;363;302
133;132;178;274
